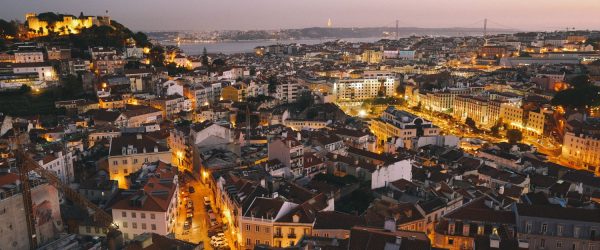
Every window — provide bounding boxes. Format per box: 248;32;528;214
142;223;146;230
122;159;127;164
246;238;251;245
141;213;146;219
448;238;454;245
540;239;545;248
246;224;250;231
289;228;295;234
132;212;136;218
256;225;260;232
134;159;138;164
122;211;127;217
304;228;309;235
256;240;260;245
151;213;155;219
151;224;156;230
575;227;581;238
132;222;137;229
557;225;563;236
289;241;295;246
113;160;118;165
541;224;547;233
265;227;270;233
265;241;270;246
557;241;563;248
123;222;128;228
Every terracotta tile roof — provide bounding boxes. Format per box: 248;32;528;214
109;134;169;156
314;211;365;230
516;204;600;223
348;226;430;250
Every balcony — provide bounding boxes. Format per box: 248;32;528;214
274;233;283;238
288;233;297;238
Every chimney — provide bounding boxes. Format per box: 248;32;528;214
384;218;396;232
395;236;402;245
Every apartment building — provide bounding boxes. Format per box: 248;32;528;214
108;134;171;188
110;161;179;241
370;106;439;144
276;81;300;103
562;132;600;174
268;134;304;177
515;204;600;250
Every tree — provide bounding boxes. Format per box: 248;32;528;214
506;129;523;144
465;117;477;130
0;19;17;38
568;75;591;88
201;47;209;67
490;119;503;136
267;75;278;93
551;85;600;110
149;45;166;67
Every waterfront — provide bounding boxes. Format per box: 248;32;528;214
162;37;381;55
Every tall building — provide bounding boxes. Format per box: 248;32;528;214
276;81;301;103
333;71;396;101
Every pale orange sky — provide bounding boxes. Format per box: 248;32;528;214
1;0;599;31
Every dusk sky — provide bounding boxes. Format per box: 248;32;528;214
2;0;600;31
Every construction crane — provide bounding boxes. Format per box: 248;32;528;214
15;138;118;249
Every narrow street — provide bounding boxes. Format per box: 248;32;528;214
174;178;238;250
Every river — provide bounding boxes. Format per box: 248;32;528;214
163;37;381;55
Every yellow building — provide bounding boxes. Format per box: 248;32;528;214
221;85;245;102
108;134;171;188
25;12;111;37
562;132;600;174
500;102;546;137
361;50;383;64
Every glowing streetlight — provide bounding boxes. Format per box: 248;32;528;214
358;110;367;117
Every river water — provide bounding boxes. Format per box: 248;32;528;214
164;37;381;55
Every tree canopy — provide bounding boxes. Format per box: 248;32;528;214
506;129;523;144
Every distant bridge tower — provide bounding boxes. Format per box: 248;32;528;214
395;20;399;40
327;18;332;28
483;18;488;45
